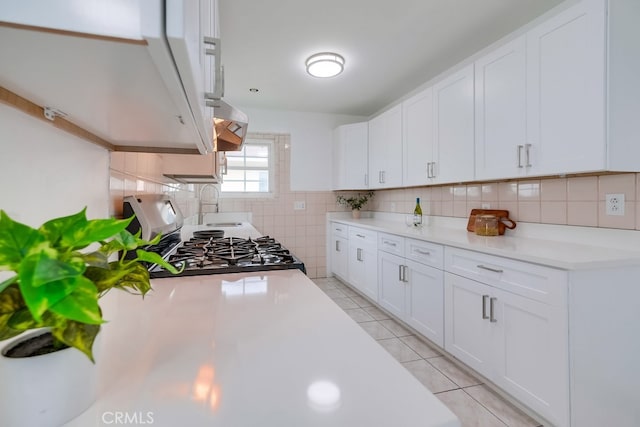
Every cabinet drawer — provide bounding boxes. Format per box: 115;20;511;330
349;227;377;248
444;247;567;306
405;238;444;269
331;222;348;238
378;232;405;256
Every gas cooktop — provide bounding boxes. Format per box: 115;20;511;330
148;232;306;278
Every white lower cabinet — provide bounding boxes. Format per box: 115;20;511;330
347;227;378;301
378;250;406;318
405;259;444;347
444;247;569;427
329;222;349;281
378;234;445;347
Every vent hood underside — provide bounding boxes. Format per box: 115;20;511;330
213;100;248;152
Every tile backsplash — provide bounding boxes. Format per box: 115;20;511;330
109;151;199;221
109;134;349;279
369;173;640;230
110;143;640;281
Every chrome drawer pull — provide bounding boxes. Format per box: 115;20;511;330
482;295;489;319
490;297;497;323
384;241;397;247
357;248;363;262
356;234;366;238
414;249;431;255
477;264;504;273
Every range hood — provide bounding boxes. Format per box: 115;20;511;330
213;100;249;152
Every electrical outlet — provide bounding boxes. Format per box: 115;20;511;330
294;201;306;210
481;203;491;209
605;193;625;216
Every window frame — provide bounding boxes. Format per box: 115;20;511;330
220;137;275;198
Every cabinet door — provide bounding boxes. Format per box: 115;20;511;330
330;235;349;281
405;260;444;347
495;290;569;427
348;244;378;302
526;0;606;175
475;36;527;180
166;0;215;150
433;64;475;184
378;251;406;318
332;127;346;189
368;105;403;189
444;273;494;377
403;88;435;186
343;123;369;189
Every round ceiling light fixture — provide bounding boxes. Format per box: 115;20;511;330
305;52;345;78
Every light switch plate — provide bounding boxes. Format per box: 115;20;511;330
294;201;306;210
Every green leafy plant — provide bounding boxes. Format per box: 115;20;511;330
0;208;182;361
336;191;374;211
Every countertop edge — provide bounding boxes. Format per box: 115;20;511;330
328;215;640;270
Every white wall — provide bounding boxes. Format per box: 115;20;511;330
238;106;366;191
0;104;110;227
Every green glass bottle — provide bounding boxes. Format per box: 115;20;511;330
413;197;422;226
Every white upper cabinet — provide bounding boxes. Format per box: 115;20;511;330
433;64;475;184
333;122;368;190
476;0;640;180
368;105;403;189
475;36;528;180
0;0;219;154
403;88;436;186
526;0;606;175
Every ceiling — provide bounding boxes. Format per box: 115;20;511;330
218;0;566;117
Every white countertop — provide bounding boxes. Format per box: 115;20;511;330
65;270;459;427
330;214;640;270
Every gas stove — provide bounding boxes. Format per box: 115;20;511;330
148;233;306;278
123;195;306;278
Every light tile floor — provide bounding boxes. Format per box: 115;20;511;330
312;276;544;427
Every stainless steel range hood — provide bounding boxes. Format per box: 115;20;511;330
213;100;249;152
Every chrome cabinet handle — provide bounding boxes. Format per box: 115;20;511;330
364;173;369;186
383;241;397;247
430;162;436;178
517;145;523;168
426;162;435;179
490;297;497;322
335;240;340;252
203;36;219;56
525;143;532;168
335;227;343;232
356;234;365;238
482;294;489;319
398;265;408;282
356;248;363;262
414;248;431;256
203;37;223;101
477;264;504;273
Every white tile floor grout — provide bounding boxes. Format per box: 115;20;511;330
312;277;544;427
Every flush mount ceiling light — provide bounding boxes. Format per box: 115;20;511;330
305;52;345;78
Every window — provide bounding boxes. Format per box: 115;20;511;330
221;139;273;194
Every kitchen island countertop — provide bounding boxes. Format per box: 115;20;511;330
65;269;459;427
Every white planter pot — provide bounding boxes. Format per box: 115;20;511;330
0;330;98;427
